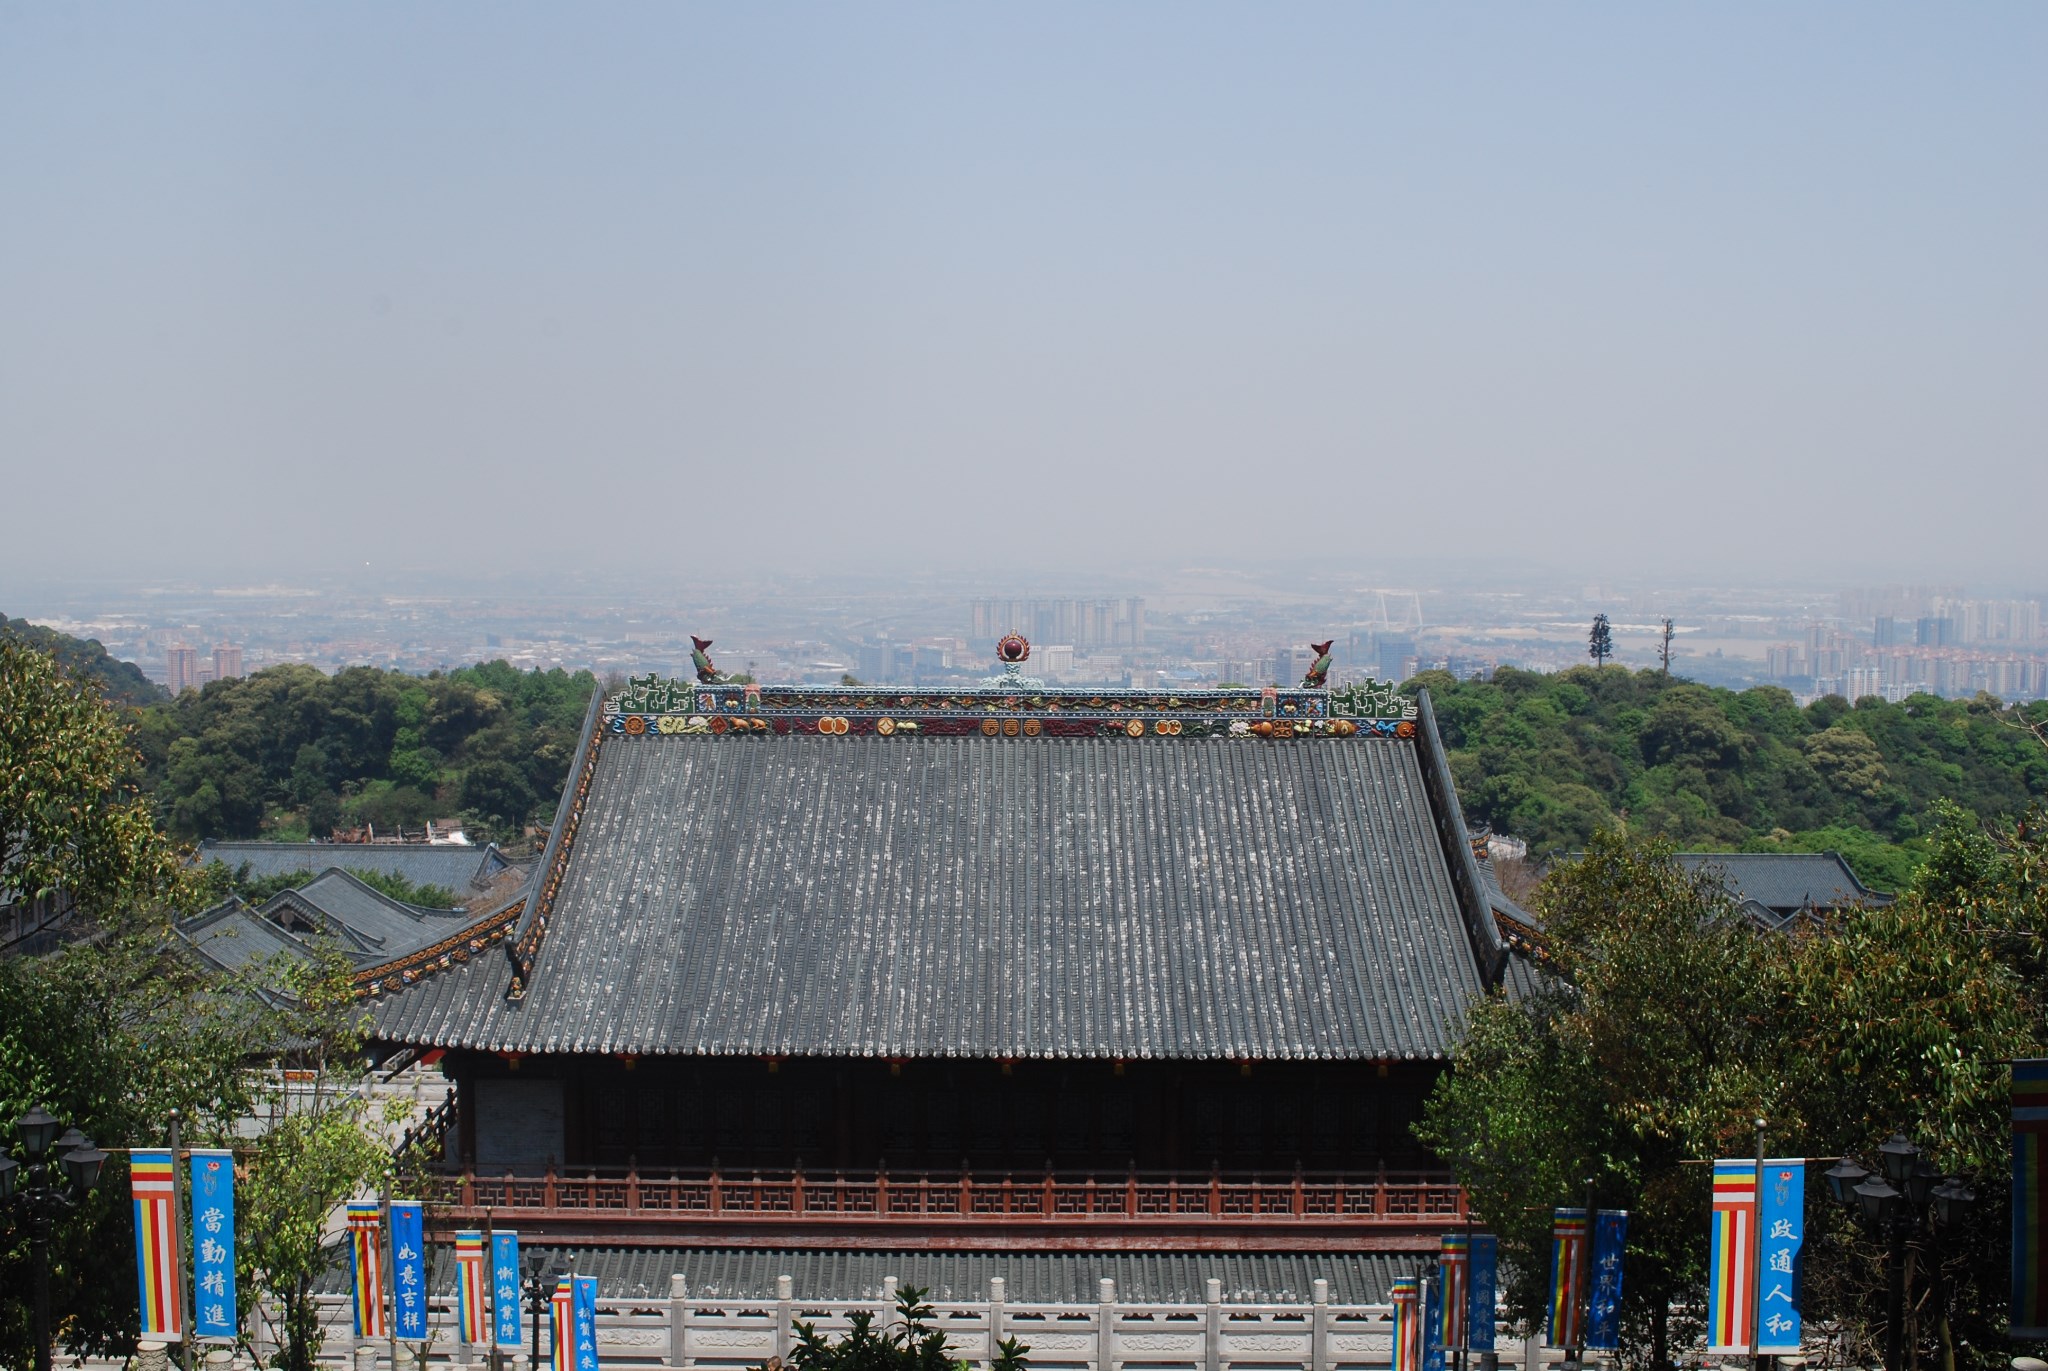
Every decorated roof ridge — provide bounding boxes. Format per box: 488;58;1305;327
354;891;528;1000
602;677;1418;743
504;686;609;999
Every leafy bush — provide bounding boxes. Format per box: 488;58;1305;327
777;1286;1028;1371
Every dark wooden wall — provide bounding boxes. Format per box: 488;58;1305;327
448;1053;1439;1175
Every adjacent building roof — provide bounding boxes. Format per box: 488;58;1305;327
326;1244;1420;1305
178;898;317;971
368;676;1507;1063
177;868;498;983
196;840;522;893
1674;852;1890;927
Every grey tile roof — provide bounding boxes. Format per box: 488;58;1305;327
197;840;518;892
371;727;1491;1061
321;1245;1424;1305
1673;852;1889;914
177;899;315;971
270;869;469;957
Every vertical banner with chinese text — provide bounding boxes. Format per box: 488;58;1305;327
2014;1059;2048;1338
130;1149;183;1341
493;1231;524;1347
1391;1276;1420;1371
551;1278;575;1371
190;1150;237;1340
455;1230;488;1346
573;1274;600;1371
1422;1275;1445;1371
1467;1235;1498;1354
389;1201;427;1344
1583;1210;1628;1352
1439;1235;1469;1353
1758;1161;1805;1353
1545;1208;1589;1349
347;1203;387;1340
1707;1159;1757;1354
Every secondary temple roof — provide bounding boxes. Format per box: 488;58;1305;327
366;664;1511;1062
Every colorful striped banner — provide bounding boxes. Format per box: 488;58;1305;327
493;1232;524;1347
2014;1059;2048;1338
551;1277;575;1371
1391;1276;1421;1371
1545;1208;1590;1349
456;1230;489;1345
1439;1235;1469;1352
1467;1234;1498;1353
1584;1210;1629;1352
347;1203;387;1340
130;1149;183;1340
190;1149;237;1340
1707;1160;1758;1354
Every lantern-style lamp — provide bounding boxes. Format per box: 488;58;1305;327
1854;1176;1901;1227
1877;1134;1919;1185
1930;1177;1975;1229
16;1107;61;1158
1824;1158;1869;1206
60;1144;107;1195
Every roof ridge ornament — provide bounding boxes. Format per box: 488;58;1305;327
983;633;1047;688
1301;641;1335;689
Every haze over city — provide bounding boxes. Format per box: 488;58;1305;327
3;5;2044;586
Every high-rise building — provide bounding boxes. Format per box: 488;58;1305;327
165;644;200;695
213;643;244;682
969;598;1145;649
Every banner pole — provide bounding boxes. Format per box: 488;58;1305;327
1576;1178;1594;1369
383;1173;399;1371
1750;1118;1767;1371
170;1109;194;1371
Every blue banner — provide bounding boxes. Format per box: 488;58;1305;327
494;1231;524;1346
1757;1161;1805;1353
1584;1210;1628;1352
572;1274;600;1371
190;1150;237;1340
1422;1274;1445;1371
390;1201;428;1342
1467;1234;1498;1353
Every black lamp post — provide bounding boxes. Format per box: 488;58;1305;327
523;1250;564;1369
1823;1135;1975;1371
1;1105;110;1371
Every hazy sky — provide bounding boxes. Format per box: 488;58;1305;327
3;5;2043;588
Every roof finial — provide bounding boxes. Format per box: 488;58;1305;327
691;636;722;684
1301;640;1335;689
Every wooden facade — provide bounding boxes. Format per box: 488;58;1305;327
444;1053;1438;1176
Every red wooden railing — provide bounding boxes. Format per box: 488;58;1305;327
422;1163;1465;1227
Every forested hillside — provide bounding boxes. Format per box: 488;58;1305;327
1420;666;2048;889
1;612;164;707
131;661;597;843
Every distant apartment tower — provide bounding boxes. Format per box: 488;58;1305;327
969;598;1145;649
213;643;244;682
165;644;201;695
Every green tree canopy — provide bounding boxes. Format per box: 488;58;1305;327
132;659;595;843
1420;666;2048;881
1421;814;2048;1371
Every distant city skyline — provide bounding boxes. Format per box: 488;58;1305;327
9;568;2045;704
3;6;2044;584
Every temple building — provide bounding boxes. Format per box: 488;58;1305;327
357;643;1532;1279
